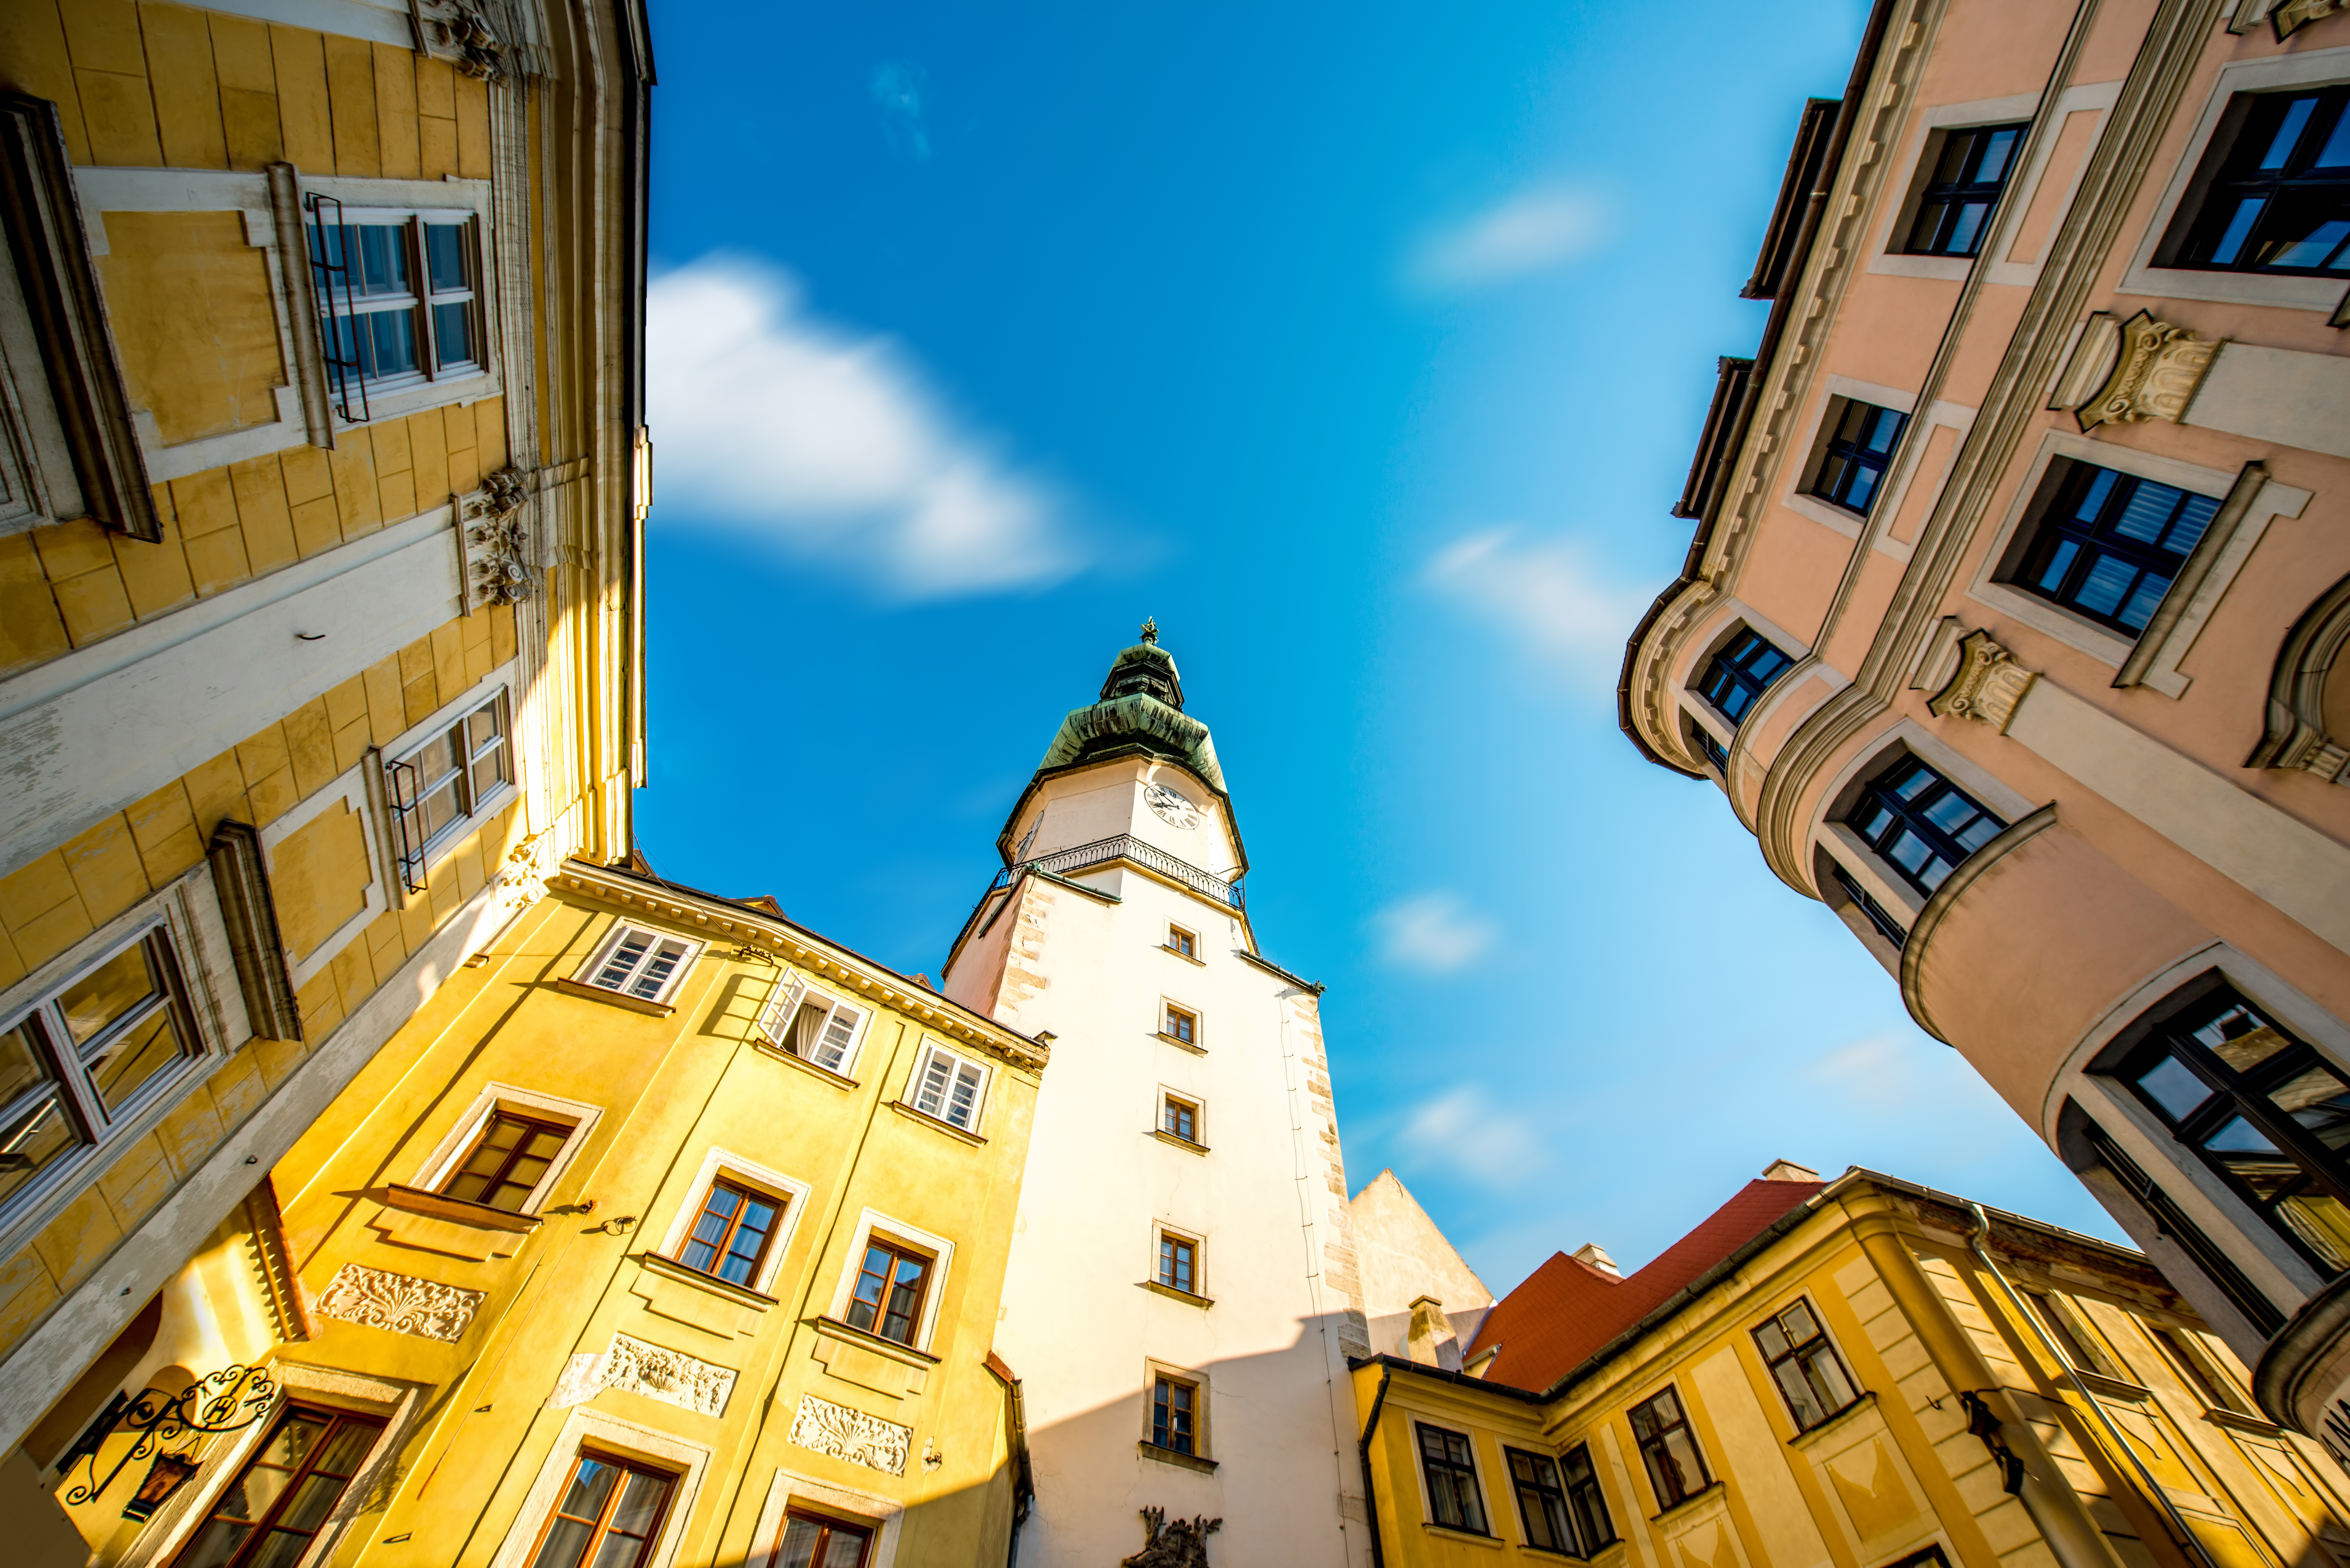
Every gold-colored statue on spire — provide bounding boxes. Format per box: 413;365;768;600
1139;617;1159;644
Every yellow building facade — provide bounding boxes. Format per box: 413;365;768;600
1355;1171;2350;1568
0;0;651;1513
22;859;1047;1568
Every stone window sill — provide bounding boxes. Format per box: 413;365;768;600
1161;944;1204;966
1421;1523;1502;1550
1137;1279;1215;1310
1138;1440;1217;1474
1149;1129;1209;1156
1788;1391;1877;1448
1156;1031;1207;1056
2072;1370;2154;1402
753;1040;859;1090
552;977;674;1017
380;1184;542;1234
2203;1408;2284;1435
1650;1482;1724;1523
811;1315;940;1366
890;1100;986;1145
636;1250;777;1311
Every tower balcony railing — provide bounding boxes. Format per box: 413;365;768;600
990;835;1244;910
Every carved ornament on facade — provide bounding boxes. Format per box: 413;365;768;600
1122;1508;1224;1568
414;1;507;81
2270;0;2346;39
497;829;555;911
1928;631;2039;733
2275;729;2350;784
2051;310;2221;431
315;1263;485;1341
464;467;537;605
788;1393;911;1476
545;1333;738;1417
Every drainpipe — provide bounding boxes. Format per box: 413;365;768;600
1967;1204;2218;1568
1852;1222;2120;1568
1356;1364;1392;1568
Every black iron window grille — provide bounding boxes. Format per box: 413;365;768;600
1903;122;2029;256
384;691;510;893
304;193;486;423
1846;755;2006;898
1811;401;1910;516
1628;1386;1711;1510
305;192;368;423
2007;461;2221;638
2112;983;2350;1279
2166;86;2350;276
2079;1116;2283;1336
1696;629;1794;725
1832;864;1910;947
1416;1423;1489;1534
1754;1298;1862;1431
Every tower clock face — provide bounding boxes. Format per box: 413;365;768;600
1143;782;1201;830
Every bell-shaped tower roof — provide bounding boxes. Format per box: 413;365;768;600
1033;618;1226;792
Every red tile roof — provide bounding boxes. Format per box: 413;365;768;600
1464;1178;1826;1393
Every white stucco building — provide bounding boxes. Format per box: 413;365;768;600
942;626;1374;1568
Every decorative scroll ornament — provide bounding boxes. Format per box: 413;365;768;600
2051;310;2221;431
1123;1507;1224;1568
788;1393;911;1476
2270;0;2346;39
414;1;508;81
496;829;554;911
63;1365;276;1507
1928;631;2039;733
464;467;537;605
545;1334;737;1417
315;1263;485;1341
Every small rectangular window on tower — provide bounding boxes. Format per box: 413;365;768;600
1162;1004;1199;1047
1155;1228;1201;1296
1161;1093;1201;1145
1166;924;1196;959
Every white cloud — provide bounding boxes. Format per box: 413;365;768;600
1373;891;1499;975
1409;185;1607;291
1400;1085;1546;1187
645;256;1083;598
1425;528;1649;688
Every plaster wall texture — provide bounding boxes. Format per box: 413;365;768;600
1347;1170;1493;1364
949;755;1370;1568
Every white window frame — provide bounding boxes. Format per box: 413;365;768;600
757;975;872;1076
655;1147;812;1297
746;1468;904;1568
2118;45;2350;312
307;203;485;411
381;673;517;898
69;167;501;481
575;921;702;1008
260;761;391;986
826;1208;955;1354
407;1082;602;1216
484;1408;713;1568
0;869;246;1252
905;1038;990;1132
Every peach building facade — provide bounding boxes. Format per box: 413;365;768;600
1619;0;2350;1439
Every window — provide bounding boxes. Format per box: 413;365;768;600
1754;1299;1860;1431
1164;1004;1198;1046
1167;924;1195;959
845;1236;932;1345
1;925;199;1218
305;196;485;421
2149;1325;2240;1412
2005;461;2221;638
1810;401;1910;516
1628;1387;1710;1510
440;1110;572;1213
1689;720;1729;771
1832;864;1910;947
172;1405;386;1568
1696;629;1794;725
757;982;868;1074
1846;755;2007;897
1902;123;2029;256
386;692;510;891
1158;1230;1198;1295
1152;1374;1199;1454
2112;983;2350;1276
1417;1423;1489;1535
1507;1448;1577;1555
772;1512;872;1568
1562;1445;1616;1553
910;1042;988;1131
524;1452;676;1568
1162;1093;1200;1145
2163;86;2350;277
675;1178;784;1288
579;924;697;1007
2023;1290;2103;1372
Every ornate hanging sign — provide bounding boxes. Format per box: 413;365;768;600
63;1364;277;1509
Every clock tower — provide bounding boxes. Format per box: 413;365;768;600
941;624;1373;1568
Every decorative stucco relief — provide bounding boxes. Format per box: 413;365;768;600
2052;310;2220;431
788;1393;911;1476
315;1264;485;1341
544;1333;737;1417
1928;632;2038;733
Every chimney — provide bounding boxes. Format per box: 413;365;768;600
1573;1243;1621;1279
1760;1159;1820;1182
1406;1296;1460;1369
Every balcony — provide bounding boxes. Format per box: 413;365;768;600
991;835;1243;909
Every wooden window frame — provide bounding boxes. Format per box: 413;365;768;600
1151;1372;1202;1456
520;1449;678;1568
769;1510;873;1568
576;923;701;1007
1628;1386;1711;1511
1562;1443;1616;1553
1166;924;1196;959
1156;1228;1199;1295
1753;1298;1863;1432
845;1234;934;1347
672;1176;785;1288
170;1403;387;1568
1161;1093;1201;1145
439;1109;576;1214
1416;1422;1490;1536
1162;1002;1200;1047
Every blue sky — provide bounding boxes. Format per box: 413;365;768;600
636;0;2126;1294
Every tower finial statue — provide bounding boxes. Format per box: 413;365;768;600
1138;616;1159;644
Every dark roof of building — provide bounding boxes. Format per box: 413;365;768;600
1464;1176;1826;1393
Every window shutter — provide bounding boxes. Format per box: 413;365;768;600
812;1002;860;1070
757;978;805;1045
914;1049;953;1117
